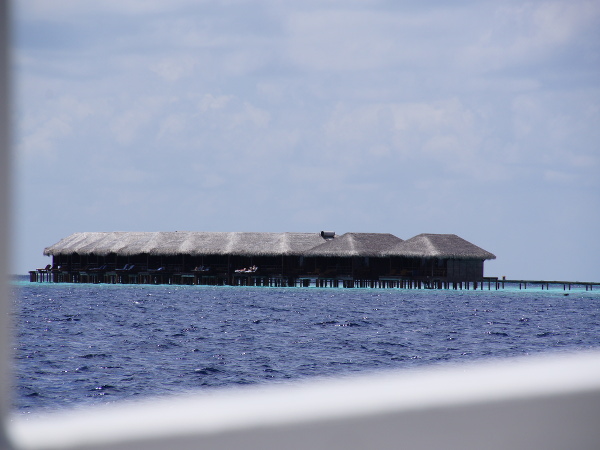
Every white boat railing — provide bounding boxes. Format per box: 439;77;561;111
5;351;600;450
1;1;13;448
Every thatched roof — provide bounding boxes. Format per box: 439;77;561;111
303;233;403;257
44;231;495;260
43;232;330;257
383;234;496;260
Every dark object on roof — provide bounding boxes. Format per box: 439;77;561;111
320;231;336;240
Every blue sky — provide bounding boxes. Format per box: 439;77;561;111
12;0;600;281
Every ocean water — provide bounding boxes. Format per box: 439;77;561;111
11;281;600;413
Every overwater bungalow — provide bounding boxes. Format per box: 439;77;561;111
32;231;496;288
383;233;496;282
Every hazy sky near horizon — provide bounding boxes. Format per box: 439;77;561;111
13;0;600;280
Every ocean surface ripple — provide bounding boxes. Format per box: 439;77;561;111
12;282;600;412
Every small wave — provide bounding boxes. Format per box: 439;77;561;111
193;366;223;375
156;341;182;349
315;320;338;326
258;362;282;374
61;315;81;322
376;341;408;348
92;384;117;391
536;331;555;337
80;353;109;359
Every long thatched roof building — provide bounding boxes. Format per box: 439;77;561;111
38;230;496;287
43;231;330;257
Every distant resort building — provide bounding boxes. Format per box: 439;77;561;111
31;231;496;289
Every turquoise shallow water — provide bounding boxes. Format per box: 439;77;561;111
11;281;600;412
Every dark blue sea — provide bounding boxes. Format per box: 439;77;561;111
11;280;600;413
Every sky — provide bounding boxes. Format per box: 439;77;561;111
11;0;600;281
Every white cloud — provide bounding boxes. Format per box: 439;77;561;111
19;115;72;158
20;0;200;19
321;98;489;178
544;169;576;183
462;1;600;72
285;10;397;71
151;57;196;82
569;154;598;169
235;103;271;128
509;90;600;176
107;167;150;185
199;94;233;112
191;164;227;189
17;95;94;158
110;96;169;145
157;114;187;139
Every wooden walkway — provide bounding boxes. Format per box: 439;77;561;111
28;270;598;291
483;277;598;291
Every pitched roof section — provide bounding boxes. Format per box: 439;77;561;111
304;233;403;257
43;231;330;257
384;233;496;260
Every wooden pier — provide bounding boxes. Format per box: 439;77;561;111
28;269;598;291
481;277;598;291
